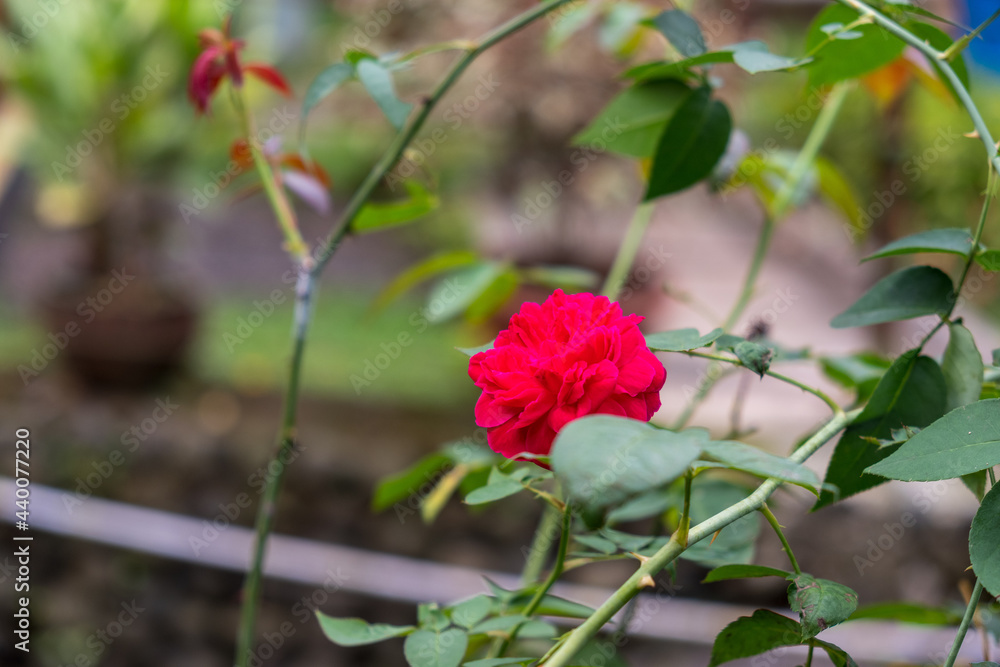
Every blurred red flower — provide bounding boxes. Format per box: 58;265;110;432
188;16;291;114
469;289;666;460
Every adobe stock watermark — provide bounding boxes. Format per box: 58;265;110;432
511;116;627;234
179;106;297;223
51;66;169;181
61;397;179;514
5;0;73;52
56;600;146;667
853;480;950;575
18;267;135;384
189;440;306;556
386;73;501;191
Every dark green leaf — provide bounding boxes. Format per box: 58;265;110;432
302;62;354;120
372;250;479;313
449;595;493;629
971;482;1000;597
464;268;520;324
373;453;452;512
573;533;618;555
606;488;675;523
624;42;768;81
352;181;439;234
788;574;858;639
942;322;984;412
644;87;732;200
703;564;791;583
650;9;706;58
814;639;860;667
702;440;822;492
830;266;954;328
469;615;530;635
815;351;947;509
404;628;468;667
849;601;962;625
733;340;773;378
516;619;558;639
862;228;977;262
316;613;415;646
573;80;692;158
644;327;724;352
511;593;596;619
683;479;760;567
356;57;412;130
805;4;906;86
963;469;988;501
866;400;1000;481
552;416;702;510
820;353;891;403
708;609;802;666
732;49;811;74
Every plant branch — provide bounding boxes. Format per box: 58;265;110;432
944;578;984;667
601;201;656;299
835;0;1000;174
521;503;561;586
311;0;577;277
542;408;861;667
760;504;801;575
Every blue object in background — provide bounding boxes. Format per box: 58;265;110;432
961;0;1000;75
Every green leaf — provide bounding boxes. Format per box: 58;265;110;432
805;4;906;86
606;488;675;524
316;613;415;646
788;574;858;639
464;468;525;505
733;340;773;378
682;479;760;567
815;157;863;233
301;62;354;120
702;564;791;583
352;181;440;234
820;353;891;403
426;263;506;324
456;340;494;357
520;594;596;619
942;322;984;412
702;440;822;492
551;416;702;510
863;228;977;262
356;57;413;130
977;250;1000;272
971;482;1000;597
830;266;955;328
815;351;947;509
849;601;961;625
709;609;803;666
463;659;536;667
515;619;558;639
519;265;600;291
469;615;530;635
449;595;493;629
644;87;732;200
963;469;988;501
732;49;811;74
418;603;451;631
623;42;767;81
573;533;618;555
573;80;692;158
372;250;479;313
420;465;469;524
644;327;724;352
373;453;452;512
867;399;1000;481
814;639;860;667
650;9;706;58
463;268;520;324
404;628;468;667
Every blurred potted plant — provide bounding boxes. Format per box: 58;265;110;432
1;0;219;387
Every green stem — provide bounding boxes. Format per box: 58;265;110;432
672;82;851;430
682;350;844;415
491;507;572;659
678;469;693;547
522;503;561;586
953;171;996;311
944;578;984;667
943;6;1000;60
543;408;860;667
311;0;576;276
235;268;313;667
601;202;656;300
805;641;815;667
760;504;801;575
235;3;574;664
836;0;1000;174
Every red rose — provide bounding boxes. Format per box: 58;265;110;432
469;289;666;460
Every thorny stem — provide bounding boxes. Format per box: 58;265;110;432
542;408;861;667
760;504;801;575
234;2;575;665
